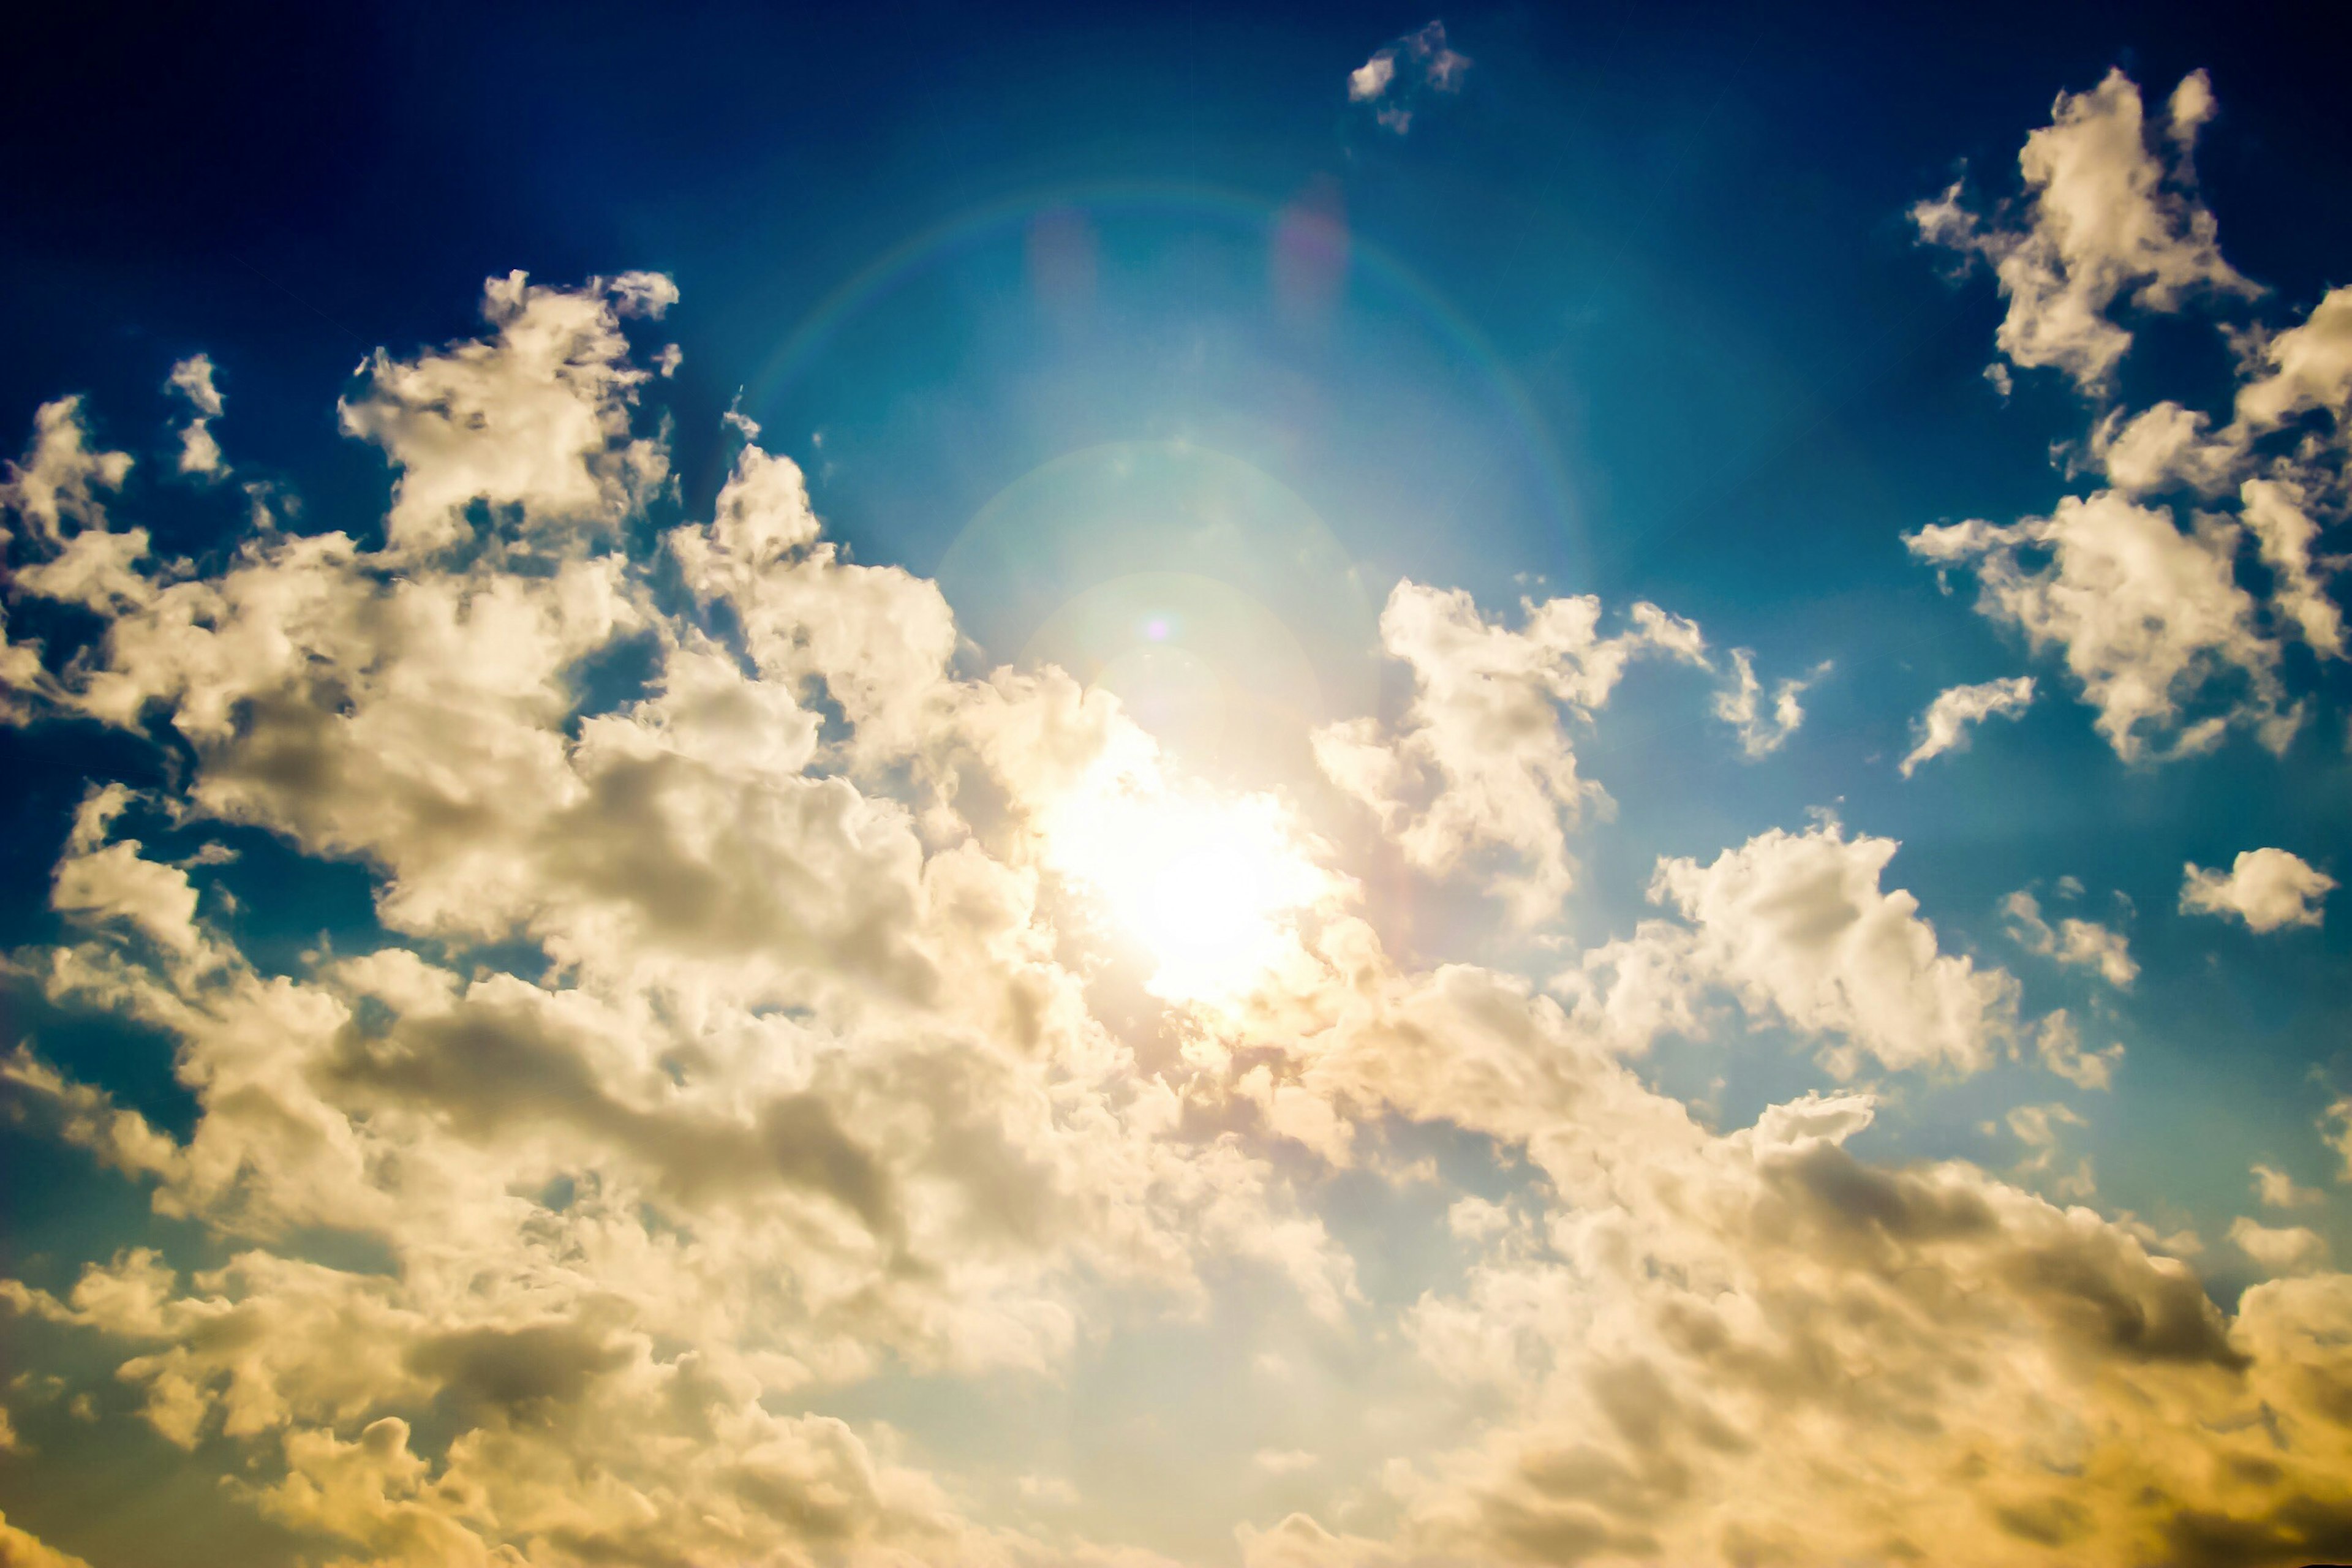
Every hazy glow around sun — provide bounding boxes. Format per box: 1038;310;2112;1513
1041;766;1338;1001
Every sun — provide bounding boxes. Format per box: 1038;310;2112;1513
1040;773;1334;1003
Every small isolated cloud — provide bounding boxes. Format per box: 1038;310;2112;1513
1254;1448;1321;1476
166;354;227;477
1713;650;1826;759
1900;676;2034;776
2002;889;2137;989
2328;1098;2352;1183
2034;1009;2124;1091
2252;1163;2323;1210
2180;848;2334;932
2230;1216;2328;1275
1347;21;1469;135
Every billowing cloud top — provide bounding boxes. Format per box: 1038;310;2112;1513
1;58;2350;1568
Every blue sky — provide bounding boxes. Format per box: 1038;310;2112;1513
4;6;2351;1566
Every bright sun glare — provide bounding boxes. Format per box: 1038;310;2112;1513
1041;776;1332;1002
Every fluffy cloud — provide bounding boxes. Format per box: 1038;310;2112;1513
2180;848;2335;932
1910;68;2350;767
0;276;1365;1566
1711;649;1823;758
339;270;677;556
2231;1216;2328;1275
1913;68;2254;391
1909;491;2292;761
2234;285;2352;437
1901;674;2035;775
1345;21;1469;134
2003;889;2138;989
2253;1163;2323;1210
167;352;227;476
2238;476;2345;658
0;396;146;616
2033;1010;2125;1091
1617;822;2021;1076
1313;581;1705;922
0;1512;94;1568
2085;401;2237;496
9;266;2352;1568
1261;944;2352;1568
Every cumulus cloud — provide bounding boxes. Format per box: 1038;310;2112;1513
2234;284;2352;438
2002;889;2138;989
1901;674;2035;775
1626;821;2021;1076
0;1512;94;1568
2180;848;2335;932
2253;1163;2323;1210
1910;68;2351;767
10;266;2352;1568
1913;67;2255;391
1711;649;1824;758
166;353;227;476
1262;944;2352;1567
1313;581;1705;922
1909;492;2293;761
2032;1009;2124;1091
338;270;677;555
2231;1216;2328;1275
2239;475;2345;658
0;274;1368;1566
1346;21;1469;135
0;397;148;616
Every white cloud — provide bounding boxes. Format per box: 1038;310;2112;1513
1270;943;2346;1568
12;265;2352;1568
1912;67;2255;391
0;1511;93;1568
2233;284;2352;437
2032;1009;2124;1091
338;270;676;556
2329;1099;2352;1184
0;277;1370;1565
0;395;132;548
2002;889;2137;989
1711;649;1824;759
167;353;227;477
2239;476;2344;657
1640;821;2021;1076
1900;675;2035;776
2231;1216;2328;1275
1909;491;2291;762
1909;67;2352;763
2252;1163;2323;1210
1313;582;1705;923
2180;847;2335;932
1346;22;1470;135
2085;400;2236;496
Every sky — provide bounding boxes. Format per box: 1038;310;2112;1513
3;4;2351;1566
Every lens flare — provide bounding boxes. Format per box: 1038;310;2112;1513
1040;772;1333;1003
